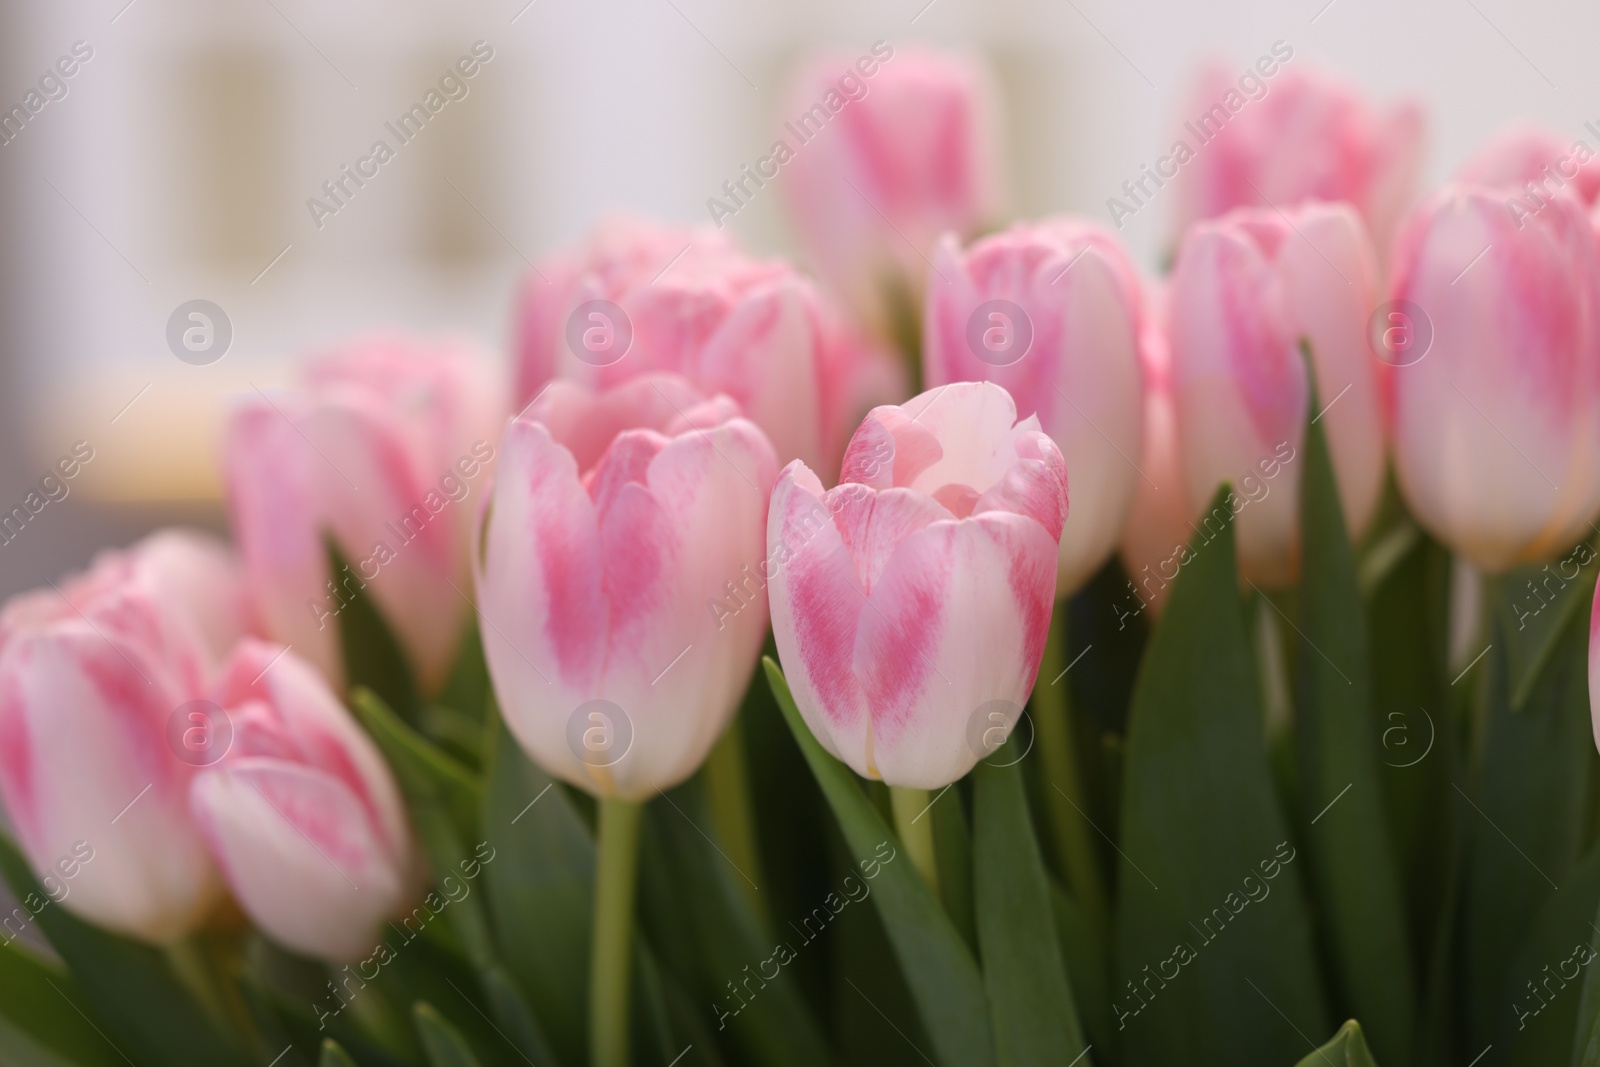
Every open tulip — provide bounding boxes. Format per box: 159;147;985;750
225;335;502;692
0;533;237;942
779;44;1003;345
1388;186;1600;570
189;640;415;963
474;373;779;800
924;219;1143;595
767;381;1066;790
1168;201;1386;584
1169;62;1423;254
512;216;902;476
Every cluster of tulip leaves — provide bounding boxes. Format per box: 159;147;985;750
5;399;1600;1067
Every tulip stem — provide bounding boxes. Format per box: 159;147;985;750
890;786;940;897
590;796;643;1067
1032;604;1109;927
703;718;767;919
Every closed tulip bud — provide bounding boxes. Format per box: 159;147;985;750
924;219;1144;595
1168;201;1386;585
512;216;903;476
1119;285;1197;619
189;640;415;963
1388;186;1600;570
225;336;502;692
1456;126;1600;216
1171;62;1423;254
779;44;1003;343
768;381;1067;789
475;374;779;799
0;535;237;942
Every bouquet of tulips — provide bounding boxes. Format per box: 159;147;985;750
7;44;1600;1067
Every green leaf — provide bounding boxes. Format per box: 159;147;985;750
0;832;246;1067
932;783;976;954
413;1002;483;1067
1504;842;1600;1066
329;538;422;725
1050;883;1111;1054
1112;487;1328;1065
1573;895;1600;1067
765;658;997;1067
480;705;594;1067
318;1039;360;1067
638;775;836;1067
0;940;117;1067
351;687;482;845
972;755;1088;1066
1462;597;1593;1056
1294;1020;1379;1066
476;965;562;1067
1293;383;1414;1063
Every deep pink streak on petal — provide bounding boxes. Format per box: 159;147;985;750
525;447;606;687
992;517;1056;689
856;525;950;743
0;670;35;841
781;486;866;732
826;485;952;593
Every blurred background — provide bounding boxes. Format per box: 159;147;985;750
2;0;1596;599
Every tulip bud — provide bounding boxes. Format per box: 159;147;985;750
779;45;1003;343
225;335;502;692
1388;186;1600;570
1168;201;1386;585
1170;62;1423;254
475;374;779;799
512;217;903;477
768;381;1067;789
924;219;1144;595
0;536;235;942
1456;126;1600;215
189;640;415;963
1119;284;1197;619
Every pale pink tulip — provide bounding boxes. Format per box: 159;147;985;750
225;335;502;692
1456;126;1600;214
189;640;415;963
1169;62;1423;255
924;219;1144;595
1118;284;1197;620
1388;186;1600;570
768;381;1066;789
779;44;1003;342
0;534;237;942
512;216;903;476
474;374;779;799
1168;201;1386;585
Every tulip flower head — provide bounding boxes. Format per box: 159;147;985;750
189;640;416;963
1167;200;1386;585
924;218;1144;596
768;381;1067;789
0;532;244;942
513;216;903;476
225;335;502;693
1387;185;1600;571
1456;126;1600;219
475;374;779;800
779;45;1004;344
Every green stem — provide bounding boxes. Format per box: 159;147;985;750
590;796;643;1067
703;718;767;919
1032;604;1109;927
890;786;940;897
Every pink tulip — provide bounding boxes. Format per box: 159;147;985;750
189;640;415;963
924;219;1144;595
1456;125;1600;219
1166;202;1385;585
512;216;903;476
767;381;1067;789
1119;284;1197;620
474;374;779;799
1388;186;1600;570
1590;582;1600;754
225;335;502;692
1170;62;1423;255
779;44;1003;341
0;533;239;942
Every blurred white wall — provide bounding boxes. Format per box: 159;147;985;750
1;0;1596;589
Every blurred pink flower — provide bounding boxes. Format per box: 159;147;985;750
190;640;415;963
224;335;502;692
